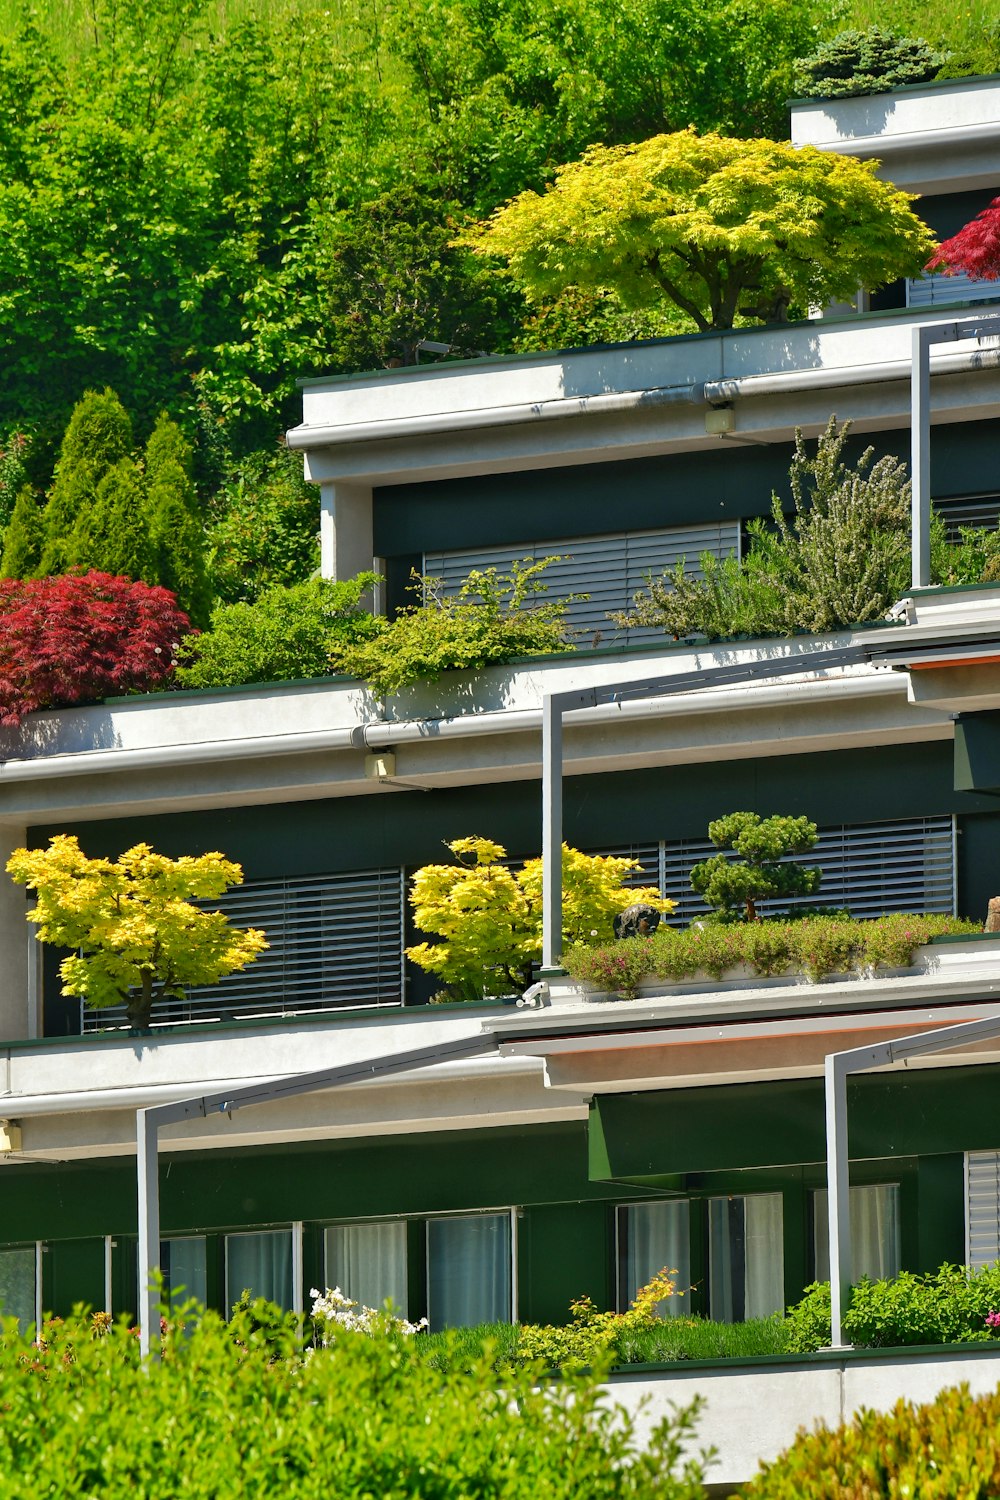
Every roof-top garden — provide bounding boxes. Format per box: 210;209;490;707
3;407;1000;723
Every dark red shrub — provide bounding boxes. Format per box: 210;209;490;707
0;571;192;726
926;197;1000;282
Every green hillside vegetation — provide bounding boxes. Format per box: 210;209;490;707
0;0;994;624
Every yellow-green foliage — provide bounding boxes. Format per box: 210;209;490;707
744;1383;1000;1498
517;1270;681;1369
407;835;674;999
462;130;936;332
6;835;267;1028
0;1307;710;1500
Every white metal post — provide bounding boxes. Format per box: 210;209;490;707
541;694;563;970
911;325;932;591
825;1055;852;1348
136;1108;161;1360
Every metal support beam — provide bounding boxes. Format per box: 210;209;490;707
826;1009;1000;1347
135;1031;497;1359
911;315;1000;592
542;694;563;970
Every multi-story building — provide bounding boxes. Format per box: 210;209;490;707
1;67;1000;1484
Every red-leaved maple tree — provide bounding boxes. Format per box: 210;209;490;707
926;197;1000;282
0;572;192;726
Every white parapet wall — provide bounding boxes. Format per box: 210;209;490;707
607;1343;1000;1487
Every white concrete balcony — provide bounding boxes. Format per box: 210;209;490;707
289;302;1000;490
791;73;1000;195
611;1342;1000;1490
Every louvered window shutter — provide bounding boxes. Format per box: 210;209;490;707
907;273;1000;309
966;1151;1000;1268
424;523;740;646
935;494;1000;540
82;868;404;1031
597;816;955;926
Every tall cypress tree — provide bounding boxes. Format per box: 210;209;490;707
40;390;134;575
145;413;211;625
0;484;45;578
73;457;153;582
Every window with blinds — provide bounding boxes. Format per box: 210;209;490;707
424;523;741;646
81;868;405;1032
588;815;955;926
936;494;1000;541
966;1150;1000;1268
907;273;1000;310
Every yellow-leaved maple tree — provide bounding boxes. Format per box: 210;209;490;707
7;835;267;1030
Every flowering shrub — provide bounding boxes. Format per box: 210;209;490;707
407;836;673;999
565;913;981;998
0;571;190;726
516;1270;679;1370
310;1287;428;1342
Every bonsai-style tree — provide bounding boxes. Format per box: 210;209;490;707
792;26;945;99
6;836;268;1029
689;812;821;921
926;197;1000;283
460;130;935;333
406;836;673;1000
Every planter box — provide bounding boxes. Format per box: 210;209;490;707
606;1342;1000;1488
545;934;1000;1008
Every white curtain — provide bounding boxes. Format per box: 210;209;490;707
427;1214;511;1331
709;1193;784;1321
619;1201;690;1315
813;1184;901;1282
325;1222;408;1316
226;1230;294;1312
162;1237;207;1306
0;1247;35;1329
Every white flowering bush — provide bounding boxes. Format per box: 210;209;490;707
310;1286;428;1344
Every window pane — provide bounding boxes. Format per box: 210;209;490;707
617;1202;690;1315
0;1247;35;1328
162;1237;207;1306
427;1214;511;1330
813;1185;901;1282
709;1194;784;1321
225;1230;294;1312
325;1222;408;1317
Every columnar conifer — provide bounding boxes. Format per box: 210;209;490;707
39;390;133;575
0;485;45;579
145;414;211;625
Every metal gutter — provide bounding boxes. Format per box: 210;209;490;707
286;381;701;450
813;119;1000;160
0;670;907;781
286;344;1000;450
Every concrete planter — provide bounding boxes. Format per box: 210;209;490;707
546;935;1000;1008
606;1342;1000;1488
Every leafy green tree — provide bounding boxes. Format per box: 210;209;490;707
6;834;267;1030
39;391;134;576
689;811;822;921
145;414;211;625
0;486;45;580
463;130;936;332
175;575;382;690
793;25;945;98
206;448;319;605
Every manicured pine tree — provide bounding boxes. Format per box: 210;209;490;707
0;484;45;578
72;457;153;582
39;390;134;575
144;413;211;626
